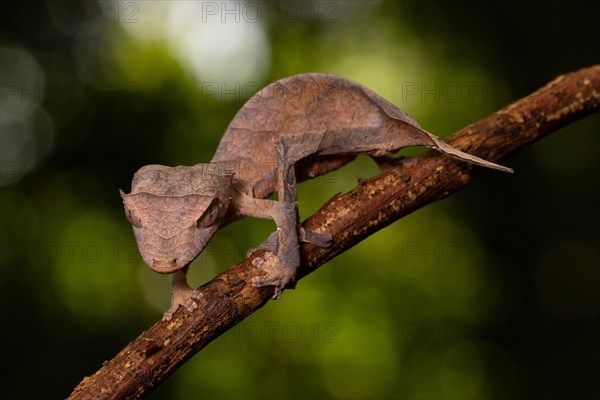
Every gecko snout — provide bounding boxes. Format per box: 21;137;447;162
152;258;182;274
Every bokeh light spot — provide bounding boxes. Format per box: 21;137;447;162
1;46;53;185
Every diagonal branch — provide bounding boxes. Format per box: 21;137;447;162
68;65;600;400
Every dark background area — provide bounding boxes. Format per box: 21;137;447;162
1;1;599;399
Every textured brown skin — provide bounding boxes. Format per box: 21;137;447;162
121;73;511;319
212;73;511;197
71;65;599;400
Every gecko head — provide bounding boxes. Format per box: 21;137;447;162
121;164;233;274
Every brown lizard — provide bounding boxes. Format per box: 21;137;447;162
121;73;512;320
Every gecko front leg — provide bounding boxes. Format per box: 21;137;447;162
162;268;203;321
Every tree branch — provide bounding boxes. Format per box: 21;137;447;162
68;65;600;400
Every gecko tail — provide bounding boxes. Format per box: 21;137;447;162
419;129;514;174
430;135;513;174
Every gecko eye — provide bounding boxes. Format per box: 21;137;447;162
125;208;143;228
197;200;220;228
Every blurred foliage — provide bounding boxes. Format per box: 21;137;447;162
1;1;599;399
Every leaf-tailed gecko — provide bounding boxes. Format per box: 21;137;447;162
121;73;512;320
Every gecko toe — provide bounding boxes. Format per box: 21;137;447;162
251;276;283;299
300;228;332;247
251;252;296;299
183;299;199;312
162;308;176;322
191;289;203;301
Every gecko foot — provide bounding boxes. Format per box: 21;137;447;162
299;227;332;247
251;252;297;300
162;287;203;321
246;228;331;260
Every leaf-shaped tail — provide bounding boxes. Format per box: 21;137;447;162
425;131;513;173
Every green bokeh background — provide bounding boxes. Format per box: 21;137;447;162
1;1;599;399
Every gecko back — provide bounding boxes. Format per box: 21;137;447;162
211;73;511;198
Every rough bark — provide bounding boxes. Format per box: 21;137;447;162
68;65;599;400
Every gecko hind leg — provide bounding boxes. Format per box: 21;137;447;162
250;199;300;299
251;141;304;298
372;155;404;172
